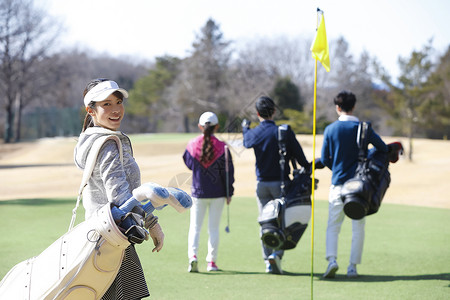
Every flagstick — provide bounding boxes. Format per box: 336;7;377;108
310;9;320;300
311;60;318;300
310;64;319;299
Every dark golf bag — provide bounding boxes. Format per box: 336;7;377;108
258;167;313;250
258;124;314;250
341;122;403;220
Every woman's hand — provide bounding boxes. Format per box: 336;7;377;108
148;223;165;252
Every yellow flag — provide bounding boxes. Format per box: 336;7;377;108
310;14;330;72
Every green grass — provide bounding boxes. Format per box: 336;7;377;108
0;198;449;299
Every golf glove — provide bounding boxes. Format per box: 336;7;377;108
149;223;164;252
241;119;251;129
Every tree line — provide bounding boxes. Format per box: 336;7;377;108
1;1;449;159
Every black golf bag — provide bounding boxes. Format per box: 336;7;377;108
341;122;403;220
258;125;314;250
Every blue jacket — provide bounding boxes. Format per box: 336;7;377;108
243;120;309;181
183;135;234;198
321;118;388;185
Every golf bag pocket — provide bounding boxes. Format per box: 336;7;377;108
0;203;130;300
258;199;285;250
280;168;313;250
282;204;310;250
258;198;311;251
342;148;391;220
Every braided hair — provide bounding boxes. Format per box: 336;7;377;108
200;123;216;164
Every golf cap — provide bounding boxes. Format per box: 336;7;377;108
199;112;218;126
83;80;129;107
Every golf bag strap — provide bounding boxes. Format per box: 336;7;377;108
278;125;288;198
356;122;370;162
278;124;297;199
68;135;123;231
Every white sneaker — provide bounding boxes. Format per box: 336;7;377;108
188;256;198;273
268;254;283;275
265;260;272;273
347;265;358;278
207;261;219;272
323;260;339;278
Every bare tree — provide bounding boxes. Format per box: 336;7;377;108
18;49;150;138
0;0;61;142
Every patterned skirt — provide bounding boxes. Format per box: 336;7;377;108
101;245;149;300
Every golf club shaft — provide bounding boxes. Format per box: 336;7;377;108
225;145;230;231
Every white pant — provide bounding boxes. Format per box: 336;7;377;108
326;185;365;265
188;197;225;263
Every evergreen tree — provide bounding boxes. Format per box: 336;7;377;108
420;46;450;139
375;41;435;160
127;56;180;132
176;18;232;132
272;76;303;112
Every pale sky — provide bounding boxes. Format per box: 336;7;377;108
39;0;449;79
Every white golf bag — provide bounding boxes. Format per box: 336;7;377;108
0;203;129;300
0;135;192;299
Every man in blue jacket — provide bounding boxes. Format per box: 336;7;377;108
320;90;388;278
242;96;310;274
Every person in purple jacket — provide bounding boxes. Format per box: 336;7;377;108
183;112;235;273
320;90;388;279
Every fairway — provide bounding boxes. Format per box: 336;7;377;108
0;133;449;299
0;197;448;299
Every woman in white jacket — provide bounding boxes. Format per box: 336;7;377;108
74;78;164;299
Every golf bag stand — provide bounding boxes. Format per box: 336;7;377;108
258;124;313;250
341;122;403;220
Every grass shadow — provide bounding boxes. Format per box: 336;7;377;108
188;270;312;277
318;273;450;282
0;198;75;206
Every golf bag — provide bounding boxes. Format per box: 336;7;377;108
0;203;130;300
341;122;403;220
258;124;313;250
0;135;192;300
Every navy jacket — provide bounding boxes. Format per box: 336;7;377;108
321;118;388;185
243;120;309;181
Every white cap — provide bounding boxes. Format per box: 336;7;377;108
199;112;218;126
83;80;129;107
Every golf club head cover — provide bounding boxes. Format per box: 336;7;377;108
133;182;171;213
165;187;193;213
134;183;192;213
